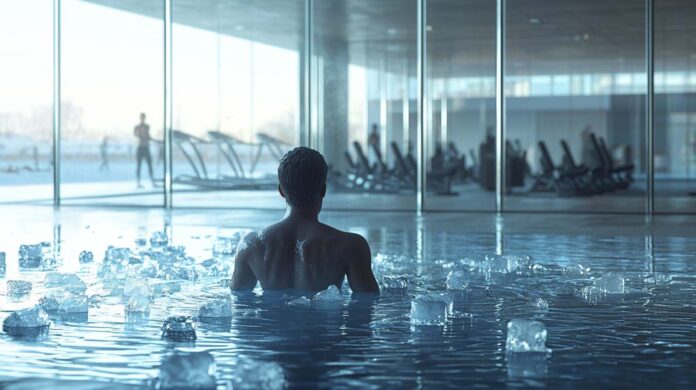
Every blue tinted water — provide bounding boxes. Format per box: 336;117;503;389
1;210;695;388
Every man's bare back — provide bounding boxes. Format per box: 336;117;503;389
231;217;379;293
230;147;379;294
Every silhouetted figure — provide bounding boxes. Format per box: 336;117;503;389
133;113;153;188
231;147;380;293
99;137;110;172
368;123;380;166
32;146;39;171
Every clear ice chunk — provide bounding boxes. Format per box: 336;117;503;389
150;231;169;247
530;298;549;313
158;351;216;390
19;243;47;268
0;251;5;274
79;251;94;264
44;273;87;294
161;316;197;341
39;291;89;314
286;296;311;306
231;356;286;390
125;293;151;314
103;246;133;264
485;254;530;273
410;294;448;326
506;318;550;353
150;280;182;297
312;285;342;302
7;280;32;297
199;296;232;319
446;270;470;290
3;306;50;337
123;277;150;299
593;273;625;294
379;276;409;292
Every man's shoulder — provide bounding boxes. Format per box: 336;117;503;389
319;224;367;248
237;231;263;255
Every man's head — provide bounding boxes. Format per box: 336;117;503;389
277;147;328;211
140;113;146;122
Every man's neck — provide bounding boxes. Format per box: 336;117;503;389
284;207;320;223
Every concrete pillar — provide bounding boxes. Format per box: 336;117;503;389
319;38;349;172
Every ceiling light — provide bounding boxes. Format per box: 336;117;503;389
528;18;540;25
388;28;398;35
426;25;433;32
583;33;590;40
235;25;245;31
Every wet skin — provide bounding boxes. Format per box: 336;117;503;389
231;193;379;293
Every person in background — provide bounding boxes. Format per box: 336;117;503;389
99;137;110;172
133;113;154;188
367;123;380;166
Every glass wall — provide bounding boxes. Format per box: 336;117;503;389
425;0;496;211
171;0;304;208
0;1;53;204
655;0;696;212
5;0;696;214
61;0;164;206
504;0;647;213
314;0;418;211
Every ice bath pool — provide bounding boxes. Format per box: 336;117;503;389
1;208;695;389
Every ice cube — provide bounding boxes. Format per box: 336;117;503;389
158;351;216;390
231;356;286;390
0;251;6;274
379;276;409;292
312;285;342;302
530;298;549;313
506;319;549;353
563;264;591;275
39;291;88;314
44;273;87;294
150;231;169;247
574;285;604;305
485;254;530;273
79;250;94;264
286;296;311;306
199;296;232;319
150;280;182;297
125;293;151;314
103;246;132;264
410;294;448;326
19;243;46;268
446;270;470;290
7;280;32;297
593;274;625;294
2;306;50;338
161;316;197;341
123;277;150;299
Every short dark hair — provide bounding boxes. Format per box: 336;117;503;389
278;147;328;208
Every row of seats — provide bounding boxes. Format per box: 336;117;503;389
531;133;634;196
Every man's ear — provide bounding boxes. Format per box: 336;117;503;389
321;184;327;198
278;185;286;199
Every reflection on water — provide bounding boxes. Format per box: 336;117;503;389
0;211;695;388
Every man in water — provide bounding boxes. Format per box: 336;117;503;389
133;113;154;188
231;147;380;293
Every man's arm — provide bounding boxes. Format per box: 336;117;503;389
345;234;380;293
230;232;260;291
